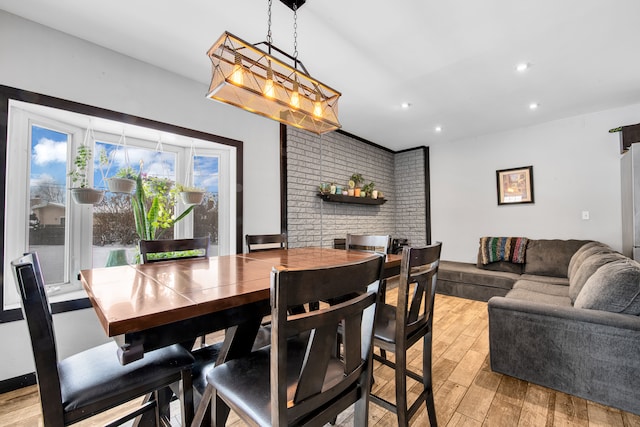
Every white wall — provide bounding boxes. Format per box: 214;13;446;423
431;103;640;262
0;11;281;381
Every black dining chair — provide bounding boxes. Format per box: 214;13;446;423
346;233;391;254
245;233;287;252
139;235;210;263
192;255;385;426
369;242;442;426
12;252;195;427
140;236;211;349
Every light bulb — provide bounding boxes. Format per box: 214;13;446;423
313;91;323;118
290;81;300;109
231;52;243;85
264;67;275;98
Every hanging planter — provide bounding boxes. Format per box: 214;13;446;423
176;144;206;206
180;188;205;205
68;124;105;205
106;177;136;193
71;187;105;205
101;131;138;193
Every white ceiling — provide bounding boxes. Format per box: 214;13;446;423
2;0;640;151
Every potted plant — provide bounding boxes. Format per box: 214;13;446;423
351;173;364;197
175;183;206;205
106;164;137;193
68;145;105;205
361;181;375;198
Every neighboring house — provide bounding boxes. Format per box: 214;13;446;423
31;201;65;226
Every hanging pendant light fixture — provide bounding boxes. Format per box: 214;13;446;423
206;0;341;134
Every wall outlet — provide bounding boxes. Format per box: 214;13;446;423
582;211;590;220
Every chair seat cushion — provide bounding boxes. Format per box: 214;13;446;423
59;341;194;414
207;335;343;426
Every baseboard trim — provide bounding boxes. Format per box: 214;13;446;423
0;373;36;394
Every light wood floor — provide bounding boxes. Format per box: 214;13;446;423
1;293;639;426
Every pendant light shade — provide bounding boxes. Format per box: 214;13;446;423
206;31;341;134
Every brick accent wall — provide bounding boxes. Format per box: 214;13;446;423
286;127;428;249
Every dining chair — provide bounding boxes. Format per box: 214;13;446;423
245;233;287;252
140;236;211;349
139;235;210;263
346;233;391;254
12;252;195;427
369;242;442;426
192;254;385;426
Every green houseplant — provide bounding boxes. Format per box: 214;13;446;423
68;145;105;205
131;173;195;242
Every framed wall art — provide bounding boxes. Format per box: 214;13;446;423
496;165;534;205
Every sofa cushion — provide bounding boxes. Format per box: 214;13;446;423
476;256;524;274
569;252;626;303
512;280;570;297
574;259;640;314
439;261;519;290
505;288;573;307
523;239;591;278
568;242;613;281
519;274;569;286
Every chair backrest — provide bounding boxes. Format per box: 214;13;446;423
270;255;385;425
139;236;210;263
12;252;65;424
333;238;346;250
395;243;442;340
246;233;287;253
346;234;391;254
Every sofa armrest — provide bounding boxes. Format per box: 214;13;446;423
488;296;640;414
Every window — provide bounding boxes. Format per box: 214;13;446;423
3;99;238;314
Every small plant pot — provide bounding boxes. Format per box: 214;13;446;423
180;190;205;205
71;188;105;205
106;177;136;193
371;190;378;199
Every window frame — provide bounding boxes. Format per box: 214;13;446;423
0;85;244;323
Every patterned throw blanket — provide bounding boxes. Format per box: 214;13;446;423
480;236;528;265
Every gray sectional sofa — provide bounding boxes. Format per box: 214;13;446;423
467;239;640;415
437;239;589;301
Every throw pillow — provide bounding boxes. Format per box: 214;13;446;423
574;258;640;315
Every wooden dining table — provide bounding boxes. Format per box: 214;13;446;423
80;247;401;365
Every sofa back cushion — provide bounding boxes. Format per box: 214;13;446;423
524;239;591;278
569;251;626;303
574;258;640;314
567;242;611;281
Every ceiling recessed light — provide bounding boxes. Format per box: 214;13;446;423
401;102;411;109
435;126;442;133
516;62;530;72
529;102;539;110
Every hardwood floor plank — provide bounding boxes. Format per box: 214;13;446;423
456;369;502;422
484;399;521;427
586;402;624;427
517;384;552;427
448;349;487;387
554;392;589;426
446;411;483;427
